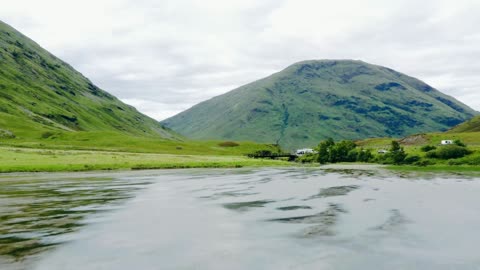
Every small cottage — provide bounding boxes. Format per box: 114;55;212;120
441;140;454;145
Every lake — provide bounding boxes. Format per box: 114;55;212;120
1;167;480;269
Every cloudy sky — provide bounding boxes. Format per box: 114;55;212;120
1;0;480;120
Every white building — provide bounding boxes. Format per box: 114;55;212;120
441;140;454;145
295;148;316;156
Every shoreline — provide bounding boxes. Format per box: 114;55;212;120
1;146;478;174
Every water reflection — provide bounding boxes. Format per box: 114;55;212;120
0;174;151;262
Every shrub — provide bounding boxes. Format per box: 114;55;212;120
420;145;436;152
448;159;465;166
297;154;317;163
436;145;471;159
448;154;480;165
0;129;15;139
425;150;438;159
454;139;466;147
414;159;435;166
218;141;240;147
403;155;421;164
41;131;55;139
247;150;273;158
465;155;480;165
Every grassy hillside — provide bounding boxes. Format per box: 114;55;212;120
358;132;480;150
0;20;290;173
163;60;477;150
448;115;480;133
0;20;175;140
356;130;480;171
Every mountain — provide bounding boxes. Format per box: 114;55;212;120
0;21;176;140
448;115;480;133
162;60;478;150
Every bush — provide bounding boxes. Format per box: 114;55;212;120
447;159;465;166
454;139;466;147
404;155;421;164
421;145;436;152
425;150;438;159
465;155;480;165
447;154;480;165
0;129;15;139
41;131;55;139
247;150;273;158
414;159;435;166
436;145;471;159
218;141;240;147
297;154;317;163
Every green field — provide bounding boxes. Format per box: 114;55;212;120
0;130;284;155
0;146;291;173
0;130;294;173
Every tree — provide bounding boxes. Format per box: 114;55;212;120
330;140;357;162
315;138;335;164
387;140;407;164
357;148;373;162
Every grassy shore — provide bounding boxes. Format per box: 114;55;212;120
387;164;480;172
0;147;291;173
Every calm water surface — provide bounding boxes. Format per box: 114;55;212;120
1;167;480;269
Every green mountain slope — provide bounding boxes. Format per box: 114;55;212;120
0;20;176;140
448;115;480;133
162;60;478;150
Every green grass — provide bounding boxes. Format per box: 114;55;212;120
387;164;480;172
0;130;283;156
448;115;480;133
0;146;291;173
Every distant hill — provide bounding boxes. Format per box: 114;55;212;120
0;21;177;140
449;116;480;133
162;60;478;150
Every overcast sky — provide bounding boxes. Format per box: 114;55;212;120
1;0;480;120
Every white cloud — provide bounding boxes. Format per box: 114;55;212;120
1;0;479;120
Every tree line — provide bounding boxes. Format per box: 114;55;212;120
297;138;473;166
